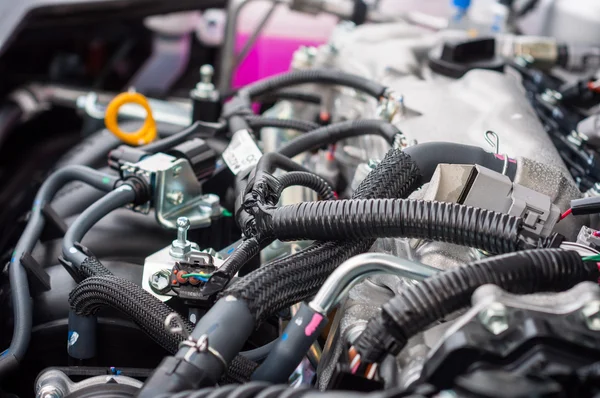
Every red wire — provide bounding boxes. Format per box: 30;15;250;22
559;208;572;221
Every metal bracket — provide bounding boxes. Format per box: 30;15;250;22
121;153;221;229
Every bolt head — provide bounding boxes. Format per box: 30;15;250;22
36;386;62;398
581;300;600;331
200;64;214;78
149;270;171;294
177;217;190;230
167;191;184;205
478;302;509;335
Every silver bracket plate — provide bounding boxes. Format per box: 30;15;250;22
122;153;221;229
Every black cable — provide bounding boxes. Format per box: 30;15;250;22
241;69;388;100
257;90;321;105
276;172;336;200
0;166;118;376
267;198;524;254
355;249;598;363
278;119;400;158
139;121;223;154
62;186;137;268
55;122;185;169
244;115;319;133
240;339;278;362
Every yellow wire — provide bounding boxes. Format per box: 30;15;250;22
104;92;157;146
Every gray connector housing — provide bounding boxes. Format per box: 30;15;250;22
576;226;600;250
426;164;560;240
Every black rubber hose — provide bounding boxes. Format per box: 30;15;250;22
62;186;137;267
276;172;336;200
0;166;118;375
139;121;222;154
278;119;400;158
244;115;319;133
267;199;523;254
224;148;422;322
403;142;517;183
257;90;321;105
239;340;277;362
241;69;388;100
55;122;185;169
354;249;599;363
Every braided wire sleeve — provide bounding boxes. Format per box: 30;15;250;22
269;199;523;254
355;249;599;362
224;148;421;322
70;275;194;353
157;382;418;398
69;274;256;383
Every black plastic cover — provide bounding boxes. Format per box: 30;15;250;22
428;37;505;78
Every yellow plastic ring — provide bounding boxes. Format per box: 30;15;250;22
104;92;157;146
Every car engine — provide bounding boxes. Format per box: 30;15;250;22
2;0;600;397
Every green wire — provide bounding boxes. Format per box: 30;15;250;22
582;255;600;262
181;273;211;281
222;209;233;217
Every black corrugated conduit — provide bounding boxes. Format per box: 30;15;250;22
265;199;525;254
354;249;599;363
276;172;336;200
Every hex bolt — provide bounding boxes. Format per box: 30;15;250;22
581;300;600;331
478;302;509;335
149;270;171;294
170;216;197;259
176;217;190;244
36;385;63;398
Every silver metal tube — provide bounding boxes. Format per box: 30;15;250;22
234;2;279;68
219;0;287;93
309;253;439;314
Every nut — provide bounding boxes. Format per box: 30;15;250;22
149;270;171;295
478;302;509;335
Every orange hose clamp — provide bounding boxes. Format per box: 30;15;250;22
104;92;157;146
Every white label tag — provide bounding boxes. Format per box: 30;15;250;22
222;129;262;175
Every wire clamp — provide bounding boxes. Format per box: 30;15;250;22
165;313;227;366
